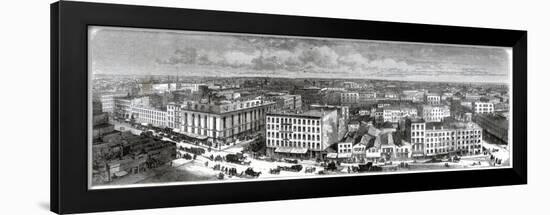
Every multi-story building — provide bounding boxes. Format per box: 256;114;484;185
265;109;339;159
358;91;377;103
426;93;441;105
406;119;482;157
465;93;482;101
266;94;302;111
406;119;426;158
473;113;508;145
383;91;399;99
340;92;359;104
294;87;322;107
381;106;418;123
179;83;205;92
114;96;150;119
131;106;167;127
99;93;127;114
401;90;424;103
421;105;451;122
166;103;185;129
310;104;350;140
342;81;359;89
179;99;275;143
473;102;494;114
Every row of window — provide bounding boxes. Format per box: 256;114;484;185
267;132;321;141
267;117;320;126
267;139;322;149
267;124;320;133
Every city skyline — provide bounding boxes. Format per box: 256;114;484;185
90;26;512;83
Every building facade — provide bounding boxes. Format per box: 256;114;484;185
340;92;359;104
426;94;441;105
114;96;150;119
381;106;418;123
99;93;127;114
473;102;495;114
131;106;167;127
265;109;339;159
421;105;451;122
179;99;275;142
406;119;482;157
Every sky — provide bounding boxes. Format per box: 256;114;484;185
89;26;512;83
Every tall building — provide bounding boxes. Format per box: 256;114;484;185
166;103;185;129
265;109;339;159
179;99;275;143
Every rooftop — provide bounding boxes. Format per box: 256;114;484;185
267;109;336;118
425;120;481;130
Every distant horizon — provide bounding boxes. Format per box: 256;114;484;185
93;72;510;85
90;26;512;84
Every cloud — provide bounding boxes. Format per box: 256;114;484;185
368;58;414;71
338;53;370;69
299;46;339;68
222;51;257;66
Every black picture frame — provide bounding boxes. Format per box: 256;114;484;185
51;1;527;214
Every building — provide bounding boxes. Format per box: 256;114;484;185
179;99;275;143
310;104;350;140
473;113;508;145
401;90;424;103
421;105;451;122
358;91;377;103
426;93;441;105
465;93;482;101
358;109;370;116
166;103;185;129
99;93;127;114
265;109;339;159
348;121;360;132
92;112;116;140
131;106;167;127
406;119;483;157
380;106;418;123
473;102;495;114
294;87;322;107
342;81;359;89
113;96;150;119
266;94;302;111
179;83;205;92
340;92;359;104
92;131;177;183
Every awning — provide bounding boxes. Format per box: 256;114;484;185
327;153;338;159
275;147;308;154
338;153;352;158
275;147;291;153
290;148;308;154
